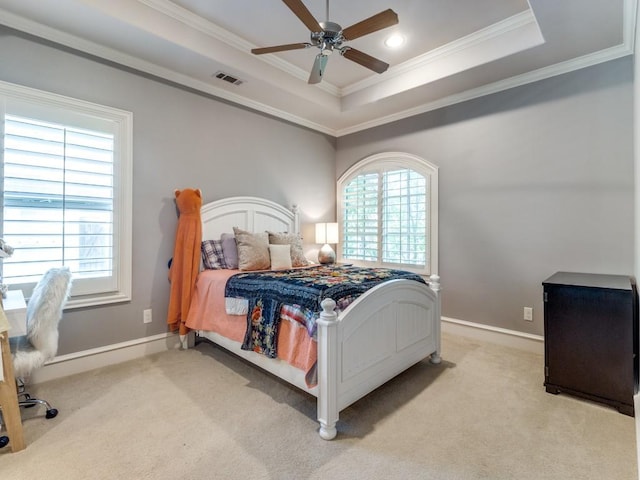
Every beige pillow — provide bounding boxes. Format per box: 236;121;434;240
269;244;292;270
267;231;309;267
233;227;270;271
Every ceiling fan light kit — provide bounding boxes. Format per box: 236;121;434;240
251;0;398;84
384;34;405;49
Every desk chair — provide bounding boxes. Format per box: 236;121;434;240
8;267;72;420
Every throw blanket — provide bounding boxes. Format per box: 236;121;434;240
225;265;426;358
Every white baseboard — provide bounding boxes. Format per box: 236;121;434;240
442;316;544;355
30;332;183;385
28;318;543;385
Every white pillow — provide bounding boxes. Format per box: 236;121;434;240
269;244;292;270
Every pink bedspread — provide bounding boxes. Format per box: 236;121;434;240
185;269;317;376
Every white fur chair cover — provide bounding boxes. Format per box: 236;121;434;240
11;267;72;379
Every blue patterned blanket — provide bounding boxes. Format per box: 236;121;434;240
225;265;426;358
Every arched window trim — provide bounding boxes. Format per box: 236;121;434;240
337;152;438;276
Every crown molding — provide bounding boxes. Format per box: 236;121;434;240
336;0;636;136
341;9;539;97
0;7;338;136
336;42;634;137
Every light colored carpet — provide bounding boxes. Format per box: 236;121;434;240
1;332;637;480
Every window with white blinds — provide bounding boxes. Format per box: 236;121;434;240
0;81;132;307
338;153;438;275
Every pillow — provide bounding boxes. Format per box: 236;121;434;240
233;227;270;271
220;233;239;269
267;231;309;267
269;244;292;270
201;239;227;269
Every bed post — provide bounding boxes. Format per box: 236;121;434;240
316;298;339;440
291;204;300;234
179;332;195;349
429;274;442;365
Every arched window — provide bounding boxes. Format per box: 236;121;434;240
337;152;438;275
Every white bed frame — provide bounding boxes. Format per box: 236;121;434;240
188;196;442;440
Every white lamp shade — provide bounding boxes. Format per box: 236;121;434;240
315;222;339;244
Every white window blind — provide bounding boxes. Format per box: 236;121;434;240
342;172;378;261
3;115;114;286
0;80;132;307
382;169;427;266
338;153;438;275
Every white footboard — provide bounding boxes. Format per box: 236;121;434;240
316;275;441;440
191;274;441;441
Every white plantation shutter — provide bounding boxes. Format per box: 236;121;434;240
342;172;378;261
3;115;114;288
0;81;132;306
382;169;427;266
338;153;438;275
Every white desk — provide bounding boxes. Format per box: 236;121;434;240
3;290;26;338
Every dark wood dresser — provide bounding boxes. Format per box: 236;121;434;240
542;272;638;416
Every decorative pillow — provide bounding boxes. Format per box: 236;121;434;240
267;231;309;267
201;240;227;269
233;227;270;271
269;244;292;270
220;233;239;269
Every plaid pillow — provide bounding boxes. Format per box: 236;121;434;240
201;239;227;269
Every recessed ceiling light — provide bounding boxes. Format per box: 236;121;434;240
384;34;405;49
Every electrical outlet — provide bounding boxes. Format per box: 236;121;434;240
523;307;533;321
143;308;152;324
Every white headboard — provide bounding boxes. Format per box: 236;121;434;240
201;196;299;240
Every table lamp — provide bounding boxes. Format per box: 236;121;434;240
315;222;338;264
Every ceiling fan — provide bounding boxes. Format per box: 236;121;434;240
251;0;399;84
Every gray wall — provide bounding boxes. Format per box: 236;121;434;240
337;57;634;336
0;28;336;355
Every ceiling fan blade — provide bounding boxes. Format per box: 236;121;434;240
308;54;329;84
341;9;399;41
341;48;389;74
251;43;310;55
282;0;323;33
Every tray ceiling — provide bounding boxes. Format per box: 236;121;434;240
0;0;635;136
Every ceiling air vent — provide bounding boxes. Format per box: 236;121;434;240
213;71;244;86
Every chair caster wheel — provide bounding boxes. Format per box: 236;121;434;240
46;408;58;419
0;436;9;448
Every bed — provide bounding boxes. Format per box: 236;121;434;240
183;196;442;440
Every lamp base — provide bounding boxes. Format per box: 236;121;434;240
318;244;336;264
